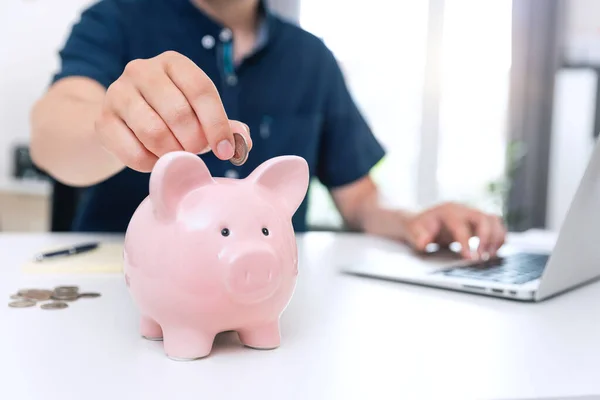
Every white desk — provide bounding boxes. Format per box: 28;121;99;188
1;231;599;400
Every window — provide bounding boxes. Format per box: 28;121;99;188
437;0;513;215
300;0;513;228
300;0;430;227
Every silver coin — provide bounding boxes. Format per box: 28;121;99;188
10;296;36;303
51;294;79;302
54;286;79;293
78;292;101;298
17;289;53;301
8;300;36;308
41;301;68;310
55;288;78;293
230;132;248;166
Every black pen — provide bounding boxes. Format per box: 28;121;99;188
34;242;99;262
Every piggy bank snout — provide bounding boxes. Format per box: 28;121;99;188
226;249;281;303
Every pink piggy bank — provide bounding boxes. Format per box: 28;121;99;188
123;151;309;360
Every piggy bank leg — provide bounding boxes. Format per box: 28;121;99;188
163;328;215;361
238;320;281;350
140;316;163;341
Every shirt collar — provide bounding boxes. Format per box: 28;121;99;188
254;6;270;52
175;0;275;48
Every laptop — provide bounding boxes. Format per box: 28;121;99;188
342;138;600;302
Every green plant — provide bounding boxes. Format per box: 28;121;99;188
484;140;527;228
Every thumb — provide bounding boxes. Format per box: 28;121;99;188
406;220;437;251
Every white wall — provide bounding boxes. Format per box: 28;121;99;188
563;0;600;64
546;69;597;231
545;0;600;230
0;0;96;187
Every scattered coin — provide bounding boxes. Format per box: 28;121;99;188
40;302;68;310
8;300;36;308
9;286;99;310
78;292;101;298
17;289;53;301
230;132;249;166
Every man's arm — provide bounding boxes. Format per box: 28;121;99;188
30;77;124;186
330;176;411;241
30;1;128;186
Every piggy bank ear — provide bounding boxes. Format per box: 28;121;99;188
248;156;310;217
149;151;215;221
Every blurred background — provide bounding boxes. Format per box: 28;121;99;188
0;0;597;234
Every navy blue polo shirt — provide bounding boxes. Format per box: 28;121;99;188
51;0;385;233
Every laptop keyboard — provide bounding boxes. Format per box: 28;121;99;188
436;253;550;285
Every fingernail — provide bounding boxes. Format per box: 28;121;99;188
217;139;234;159
197;145;211;155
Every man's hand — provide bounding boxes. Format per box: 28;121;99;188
31;50;253;186
402;202;506;259
96;50;252;172
331;176;507;260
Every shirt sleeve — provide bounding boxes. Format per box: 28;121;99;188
51;0;126;89
316;48;386;189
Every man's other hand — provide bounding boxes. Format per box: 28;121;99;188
404;202;507;260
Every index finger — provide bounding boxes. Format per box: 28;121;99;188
162;52;234;160
472;213;492;259
444;216;474;260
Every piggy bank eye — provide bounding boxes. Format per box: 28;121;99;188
262;227;269;236
221;228;230;237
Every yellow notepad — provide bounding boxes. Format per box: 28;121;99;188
22;242;124;274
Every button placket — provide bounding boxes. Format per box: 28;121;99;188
226;75;238;86
219;28;232;42
225;169;239;179
260;116;272;139
219;28;237;86
201;35;215;49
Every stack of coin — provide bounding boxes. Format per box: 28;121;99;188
52;286;80;301
7;285;101;310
